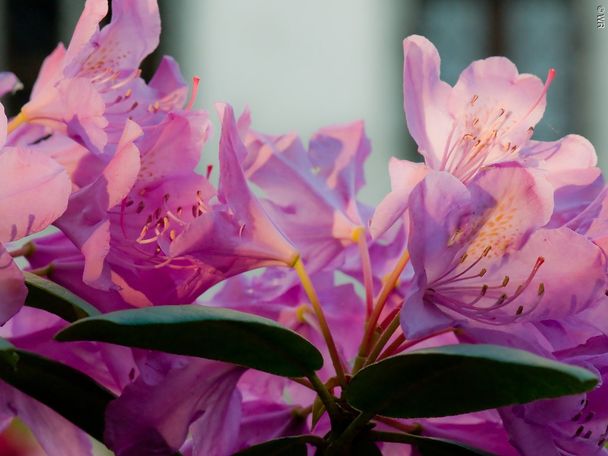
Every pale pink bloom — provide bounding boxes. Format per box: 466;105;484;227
0;105;71;323
401;165;606;339
373;35;602;237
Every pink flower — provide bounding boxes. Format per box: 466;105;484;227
373;34;603;237
0;106;71;323
104;352;244;456
239;111;371;272
401;165;606;339
52;104;298;307
13;0;187;154
500;335;608;455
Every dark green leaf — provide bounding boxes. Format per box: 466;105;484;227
56;305;323;377
24;272;100;322
369;431;493;455
0;338;114;441
233;436;320;455
345;344;598;418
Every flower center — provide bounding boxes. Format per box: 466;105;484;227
425;246;545;325
440;69;556;182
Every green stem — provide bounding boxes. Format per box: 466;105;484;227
364;313;401;367
8;242;35;258
354;249;410;372
326;411;375;455
295;258;347;387
307;373;339;422
368;430;419;444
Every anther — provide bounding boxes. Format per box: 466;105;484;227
575;426;584;437
538;283;545;296
479;268;487;277
482;246;492;256
470;95;479;105
136;201;145;214
516;305;524;315
502;276;510;286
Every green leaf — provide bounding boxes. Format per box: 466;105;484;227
345;344;598;418
56;305;323;377
23;272;100;322
0;338;114;442
232;436;320;455
369;431;493;456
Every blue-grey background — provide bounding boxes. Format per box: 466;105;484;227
1;0;606;204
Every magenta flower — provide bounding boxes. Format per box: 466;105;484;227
104;353;244;456
0;107;71;323
12;0;187;153
499;335;608;455
401;164;606;339
167;105;300;283
373;35;603;238
239;110;371;272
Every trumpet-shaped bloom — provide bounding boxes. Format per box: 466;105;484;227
16;0;187;154
401;165;606;339
105;353;244;456
54;104;298;306
240;111;371;271
373;35;603;238
0;106;71;323
500;335;608;455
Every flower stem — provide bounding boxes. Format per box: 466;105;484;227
307;372;340;421
354;249;410;372
294;257;347;387
378;333;406;360
364;313;401;366
326;410;375;455
353;227;374;317
7;112;27;134
289;377;315;391
374;416;421;434
378;327;456;361
8;242;35;258
29;264;54;277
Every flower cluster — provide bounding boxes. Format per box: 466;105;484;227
0;2;607;455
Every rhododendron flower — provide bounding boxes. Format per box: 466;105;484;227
373;35;603;238
401;165;606;339
240;111;371;272
0;106;71;323
11;0;187;154
2;3;608;454
500;335;608;455
105;353;244;456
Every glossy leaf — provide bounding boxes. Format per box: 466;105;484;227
369;431;493;455
345;344;598;418
0;338;114;441
56;305;323;377
24;272;100;322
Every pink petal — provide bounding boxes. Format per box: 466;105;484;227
0;147;71;243
0;246;27;324
402;35;452;168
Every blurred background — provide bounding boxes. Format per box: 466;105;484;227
0;0;605;453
